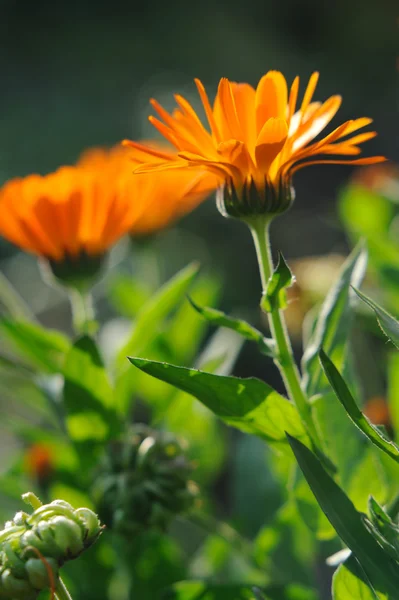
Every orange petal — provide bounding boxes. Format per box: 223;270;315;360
292;95;342;151
300;72;319;117
290;156;387;175
217;78;242;140
232;83;257;153
287;76;299;125
255;117;288;172
122;140;175;162
255;71;288;133
195;78;222;142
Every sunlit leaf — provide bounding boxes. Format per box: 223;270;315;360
189;298;275;357
287;435;399;597
63;336;119;456
333;556;383;600
302;242;367;396
116;262;200;370
319;350;399;463
0;318;70;373
353;287;399;350
129;358;307;452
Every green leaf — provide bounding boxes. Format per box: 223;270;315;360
287;435;399;598
63;336;119;452
353;287;399;350
262;252;293;312
116;262;200;370
189;298;275;357
333;556;383;600
0;318;70;373
302;242;367;396
319;350;399;463
129;358;307;451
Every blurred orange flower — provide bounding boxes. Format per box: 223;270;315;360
363;396;391;429
80;144;217;236
125;71;385;216
25;443;54;482
0;144;216;263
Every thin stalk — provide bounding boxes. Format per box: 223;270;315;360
249;217;321;449
69;289;94;335
55;578;74;600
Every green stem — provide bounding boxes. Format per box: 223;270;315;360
249;217;321;449
55;578;74;600
69;289;94;335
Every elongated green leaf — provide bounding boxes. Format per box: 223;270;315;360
262;252;293;312
129;358;307;451
333;556;383;600
189;298;275;357
0;318;70;373
63;336;119;451
116;262;200;370
319;350;399;463
302;243;367;396
287;435;399;597
353;288;399;350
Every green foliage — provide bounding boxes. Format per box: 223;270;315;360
128;358;308;452
301;242;367;397
319;350;399;463
0;318;70;373
262;253;293;313
287;435;399;598
188;299;276;357
353;287;399;349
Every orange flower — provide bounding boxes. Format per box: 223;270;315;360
0;145;216;279
25;443;54;482
124;71;385;218
80;144;217;236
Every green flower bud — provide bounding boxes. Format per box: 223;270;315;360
93;425;198;536
74;508;102;544
1;569;35;600
0;493;102;599
25;557;58;590
49;516;84;557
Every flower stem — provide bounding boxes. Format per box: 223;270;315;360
69;289;95;335
249;217;321;449
55;578;74;600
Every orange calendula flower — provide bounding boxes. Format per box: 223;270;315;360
25;443;54;483
79;144;217;236
124;71;386;219
0;145;216;285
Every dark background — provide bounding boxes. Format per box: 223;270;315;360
0;0;397;373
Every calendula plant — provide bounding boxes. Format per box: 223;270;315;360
0;69;397;600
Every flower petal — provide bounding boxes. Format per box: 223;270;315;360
255;117;288;172
255;71;288;133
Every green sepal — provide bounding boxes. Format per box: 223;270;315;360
262;252;293;312
188;297;276;357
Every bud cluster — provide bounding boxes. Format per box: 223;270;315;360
93;425;198;535
0;497;102;599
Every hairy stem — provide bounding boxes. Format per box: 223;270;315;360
249;217;321;449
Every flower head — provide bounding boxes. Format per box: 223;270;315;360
125;71;385;219
0;145;216;286
80;144;217;236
